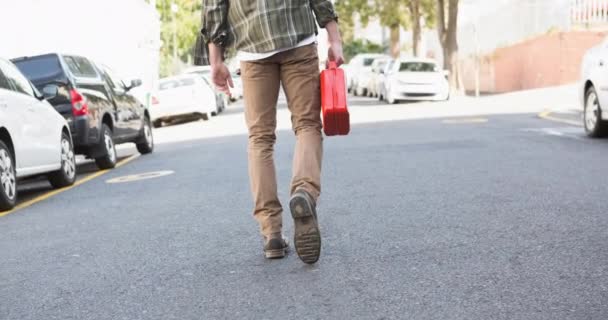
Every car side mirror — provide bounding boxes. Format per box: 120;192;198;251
126;79;143;91
42;84;58;100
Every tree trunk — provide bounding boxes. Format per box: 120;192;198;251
437;0;461;92
410;0;422;57
389;23;400;58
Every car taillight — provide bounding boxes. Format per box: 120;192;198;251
70;89;89;116
151;95;160;106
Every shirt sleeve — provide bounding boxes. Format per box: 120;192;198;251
194;0;230;66
309;0;338;28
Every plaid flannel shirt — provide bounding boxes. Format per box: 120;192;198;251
194;0;338;65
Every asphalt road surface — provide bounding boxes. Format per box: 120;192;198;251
1;96;607;320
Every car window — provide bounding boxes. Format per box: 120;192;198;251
0;58;35;96
159;80;179;91
101;66;126;92
363;58;375;67
12;55;63;83
399;62;437;72
64;56;99;78
179;78;196;86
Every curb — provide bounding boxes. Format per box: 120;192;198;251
538;110;582;127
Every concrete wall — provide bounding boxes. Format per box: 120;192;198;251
461;31;607;93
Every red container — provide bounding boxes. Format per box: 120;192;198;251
320;61;350;136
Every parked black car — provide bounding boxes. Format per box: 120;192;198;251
12;53;154;169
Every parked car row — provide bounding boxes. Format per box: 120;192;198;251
346;54;450;104
0;54;154;211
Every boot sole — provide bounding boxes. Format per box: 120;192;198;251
264;248;288;259
289;193;321;264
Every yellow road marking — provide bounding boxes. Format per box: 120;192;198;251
538;110;582;127
442;118;488;124
0;154;140;217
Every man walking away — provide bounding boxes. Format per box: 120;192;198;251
195;0;344;264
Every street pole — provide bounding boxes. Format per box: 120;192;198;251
171;2;178;62
473;18;480;98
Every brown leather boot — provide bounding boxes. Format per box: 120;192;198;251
263;233;289;259
289;190;321;264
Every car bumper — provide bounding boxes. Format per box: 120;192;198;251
151;104;213;121
69;116;94;147
390;85;449;101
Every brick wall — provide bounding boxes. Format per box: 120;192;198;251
461;31;607;93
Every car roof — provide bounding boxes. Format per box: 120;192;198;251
396;58;438;64
182;66;211;73
160;74;201;82
353;53;389;59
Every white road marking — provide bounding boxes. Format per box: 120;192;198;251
106;170;175;184
522;127;584;140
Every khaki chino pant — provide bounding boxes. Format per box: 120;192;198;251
240;44;323;236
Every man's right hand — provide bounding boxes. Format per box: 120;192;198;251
211;63;234;96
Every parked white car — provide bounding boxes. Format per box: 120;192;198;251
0;58;76;210
152;74;219;127
368;58;391;97
383;58;450;104
581;38;608;137
349;53;390;96
182;66;230;107
377;59;396;101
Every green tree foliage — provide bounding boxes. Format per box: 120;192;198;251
156;0;202;77
335;0;435;58
343;40;386;62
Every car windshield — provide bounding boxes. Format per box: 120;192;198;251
159;78;196;90
399;62;437;72
187;70;210;77
363;58;375;66
12;55;63;82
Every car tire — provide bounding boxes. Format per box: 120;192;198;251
95;124;117;170
584;86;608;138
0;141;17;211
48;132;77;188
136;117;154;155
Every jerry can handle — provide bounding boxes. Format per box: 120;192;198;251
327;61;338;69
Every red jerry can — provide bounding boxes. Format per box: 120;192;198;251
320;61;350;136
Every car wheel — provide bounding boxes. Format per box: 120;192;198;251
48;132;77;188
0;141;17;211
95;124;117;170
362;88;368;97
584;86;608;138
136;117;154;155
